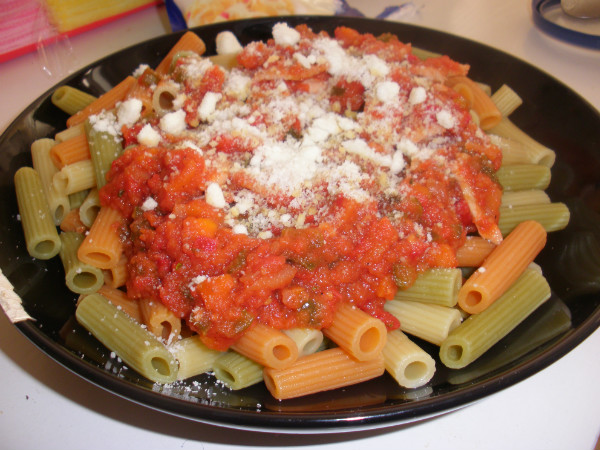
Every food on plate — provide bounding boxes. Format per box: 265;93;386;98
14;22;569;399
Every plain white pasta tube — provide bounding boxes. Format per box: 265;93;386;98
283;328;324;357
384;299;463;346
152;80;180;115
383;330;435;388
491;84;523;117
79;188;100;227
54;123;85;143
53;159;96;195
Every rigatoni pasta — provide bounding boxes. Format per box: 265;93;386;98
263;348;385;400
171;336;222;381
498;202;570;235
458;220;546;314
96;284;142;322
77;206;123;269
489;117;556;167
231;323;299;370
139;297;182;343
441;268;551;369
322;303;387;361
14;167;61;259
51;85;98;116
384;299;463;346
12;23;572;400
392;268;462;307
496;164;551;191
30;138;71;225
383;330;436;389
58;231;104;294
213;351;264;390
49;133;90;169
67;76;136;127
83;119;123;189
283;328;324;357
75;293;179;383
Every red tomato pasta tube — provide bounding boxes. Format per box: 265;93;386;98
77;206;124;269
446;76;502;130
458;220;547;314
96;284;141;322
455;236;497;267
323;303;387;361
139;298;182;344
59;209;87;234
231;323;299;369
49;133;90;169
155;31;207;75
263;347;385;400
102;254;128;288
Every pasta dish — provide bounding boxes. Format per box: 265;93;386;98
14;22;569;399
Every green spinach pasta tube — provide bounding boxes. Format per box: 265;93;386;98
489;117;556;167
14;167;61;259
212;350;264;390
170;335;221;380
498;202;570;236
439;268;551;369
84;119;124;189
75;293;179;383
496;164;551;191
51;85;98;116
30;138;71;225
384;299;462;346
58;231;104;294
447;296;572;384
392;268;462;307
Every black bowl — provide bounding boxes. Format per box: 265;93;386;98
1;16;599;432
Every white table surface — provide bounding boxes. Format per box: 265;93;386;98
1;1;599;449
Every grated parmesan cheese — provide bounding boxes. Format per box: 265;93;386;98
198;92;222;122
375;81;400;103
160;109;187;135
272;22;301;47
409;86;427;105
116;98;143;127
137;124;161;147
108;22;498;244
141;196;158;211
436;109;456;129
205;182;227;208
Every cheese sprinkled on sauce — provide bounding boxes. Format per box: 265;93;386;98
109;22;502;245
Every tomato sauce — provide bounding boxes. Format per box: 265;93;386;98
100;24;502;350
